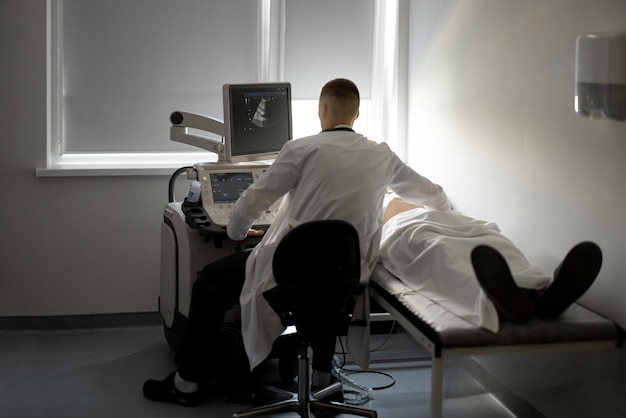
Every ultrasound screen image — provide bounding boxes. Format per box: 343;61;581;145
228;85;291;156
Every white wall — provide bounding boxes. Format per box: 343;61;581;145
0;1;171;316
406;0;626;329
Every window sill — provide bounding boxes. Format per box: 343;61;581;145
36;153;217;177
35;165;186;177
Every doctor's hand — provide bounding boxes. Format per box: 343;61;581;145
246;229;265;238
232;229;265;253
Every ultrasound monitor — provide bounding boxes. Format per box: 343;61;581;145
222;82;292;163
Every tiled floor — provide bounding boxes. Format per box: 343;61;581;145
1;323;624;418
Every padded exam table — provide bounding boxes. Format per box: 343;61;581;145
369;264;622;418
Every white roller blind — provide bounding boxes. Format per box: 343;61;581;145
60;0;259;153
283;0;374;99
53;0;380;161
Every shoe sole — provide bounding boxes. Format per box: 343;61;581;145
471;245;534;322
535;241;602;318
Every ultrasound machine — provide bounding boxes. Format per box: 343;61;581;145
159;82;291;347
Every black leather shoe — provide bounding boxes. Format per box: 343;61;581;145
471;245;534;322
535;241;602;318
143;372;202;407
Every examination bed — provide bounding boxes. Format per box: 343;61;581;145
369;205;622;418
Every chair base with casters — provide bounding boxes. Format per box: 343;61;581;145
232;342;377;418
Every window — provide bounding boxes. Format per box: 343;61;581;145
43;0;402;175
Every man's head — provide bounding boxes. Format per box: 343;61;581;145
318;78;360;129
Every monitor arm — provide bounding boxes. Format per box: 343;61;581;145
170;111;226;159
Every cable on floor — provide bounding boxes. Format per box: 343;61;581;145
330;319;399;405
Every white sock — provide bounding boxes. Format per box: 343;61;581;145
311;370;331;387
174;372;199;393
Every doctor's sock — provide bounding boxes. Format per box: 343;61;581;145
174;372;199;393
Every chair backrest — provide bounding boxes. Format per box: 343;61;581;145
267;220;361;336
272;220;361;292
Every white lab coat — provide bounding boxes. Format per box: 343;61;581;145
228;129;450;370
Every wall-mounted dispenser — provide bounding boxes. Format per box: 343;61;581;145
575;31;626;121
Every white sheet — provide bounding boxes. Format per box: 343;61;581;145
379;208;551;332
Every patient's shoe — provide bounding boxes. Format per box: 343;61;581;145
535;241;602;319
143;371;202;407
471;245;534;322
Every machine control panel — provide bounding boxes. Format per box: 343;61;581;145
194;162;280;228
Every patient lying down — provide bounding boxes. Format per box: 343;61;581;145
380;194;602;332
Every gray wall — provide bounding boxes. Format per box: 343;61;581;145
406;0;626;330
1;1;168;316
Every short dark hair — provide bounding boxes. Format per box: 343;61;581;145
320;78;360;119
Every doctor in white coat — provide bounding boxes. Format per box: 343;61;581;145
143;78;450;407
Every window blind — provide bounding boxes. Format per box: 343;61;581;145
60;0;259;153
55;0;376;156
283;0;374;99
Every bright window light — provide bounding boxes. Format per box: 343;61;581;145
43;0;392;176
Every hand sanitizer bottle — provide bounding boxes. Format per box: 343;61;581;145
187;180;201;203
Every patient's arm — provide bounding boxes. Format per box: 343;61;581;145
383;196;424;224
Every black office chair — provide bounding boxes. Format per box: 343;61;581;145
232;220;377;418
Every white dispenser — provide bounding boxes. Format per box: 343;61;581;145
575;32;626;121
